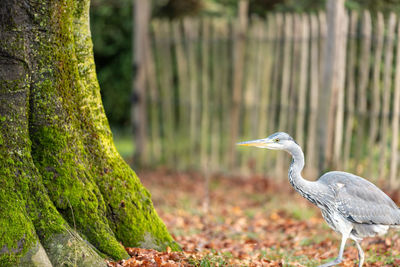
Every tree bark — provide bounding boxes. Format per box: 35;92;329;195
0;0;178;266
318;0;345;171
132;0;151;165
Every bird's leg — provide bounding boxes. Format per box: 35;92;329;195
354;240;364;267
318;231;350;267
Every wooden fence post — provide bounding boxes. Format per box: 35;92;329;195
379;13;397;179
353;11;371;172
390;18;400;186
228;0;248;170
367;13;384;175
318;0;346;172
305;14;320;178
146;21;161;164
256;17;273;174
276;13;293;178
332;10;348;169
146;11;400;185
172;20;189;169
342;11;358;171
182;19;201;167
295;14;309;148
132;0;151;165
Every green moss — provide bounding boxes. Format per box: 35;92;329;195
27;0;128;259
95;158;180;251
0;36;47;265
0;199;37;266
1;1;177;266
70;0;180;252
30;117;128;260
0;162;37;266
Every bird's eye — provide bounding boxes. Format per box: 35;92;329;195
274;138;280;143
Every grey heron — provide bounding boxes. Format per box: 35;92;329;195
237;132;400;267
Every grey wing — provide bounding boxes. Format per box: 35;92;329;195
320;172;400;225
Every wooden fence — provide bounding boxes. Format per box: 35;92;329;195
138;10;400;186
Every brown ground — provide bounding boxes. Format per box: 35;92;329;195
108;169;400;266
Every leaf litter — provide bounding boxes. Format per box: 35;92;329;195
108;169;400;266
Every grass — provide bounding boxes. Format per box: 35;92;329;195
111;128;134;159
189;256;227;267
259;247;320;266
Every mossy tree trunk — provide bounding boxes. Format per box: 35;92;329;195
0;0;179;266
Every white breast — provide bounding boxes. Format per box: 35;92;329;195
321;209;353;235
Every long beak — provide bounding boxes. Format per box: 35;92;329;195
236;138;270;148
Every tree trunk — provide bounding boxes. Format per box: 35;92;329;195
0;1;178;266
132;0;151;166
318;0;345;171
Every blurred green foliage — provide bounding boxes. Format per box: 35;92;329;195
91;0;400;128
154;0;400;17
154;0;204;18
345;0;400;14
90;0;132;127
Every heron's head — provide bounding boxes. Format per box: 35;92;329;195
236;132;295;151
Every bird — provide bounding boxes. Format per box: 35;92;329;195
237;132;400;267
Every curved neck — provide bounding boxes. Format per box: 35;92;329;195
286;143;316;203
287;143;305;175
